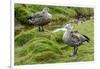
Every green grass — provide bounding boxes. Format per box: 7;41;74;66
14;4;94;65
15;20;94;65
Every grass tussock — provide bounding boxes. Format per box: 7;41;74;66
15;20;94;65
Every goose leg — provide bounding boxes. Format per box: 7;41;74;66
38;26;41;32
41;26;44;31
69;47;77;57
73;47;77;56
75;46;78;56
73;46;78;56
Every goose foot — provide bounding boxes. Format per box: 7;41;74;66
38;29;43;32
69;54;78;58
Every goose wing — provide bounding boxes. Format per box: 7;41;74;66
32;12;43;18
70;31;90;45
69;31;82;46
30;12;45;24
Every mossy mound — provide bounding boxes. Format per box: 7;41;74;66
15;28;65;65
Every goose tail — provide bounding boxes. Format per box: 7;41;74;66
82;34;90;43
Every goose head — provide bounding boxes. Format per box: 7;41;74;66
42;7;49;13
64;24;73;31
42;7;52;19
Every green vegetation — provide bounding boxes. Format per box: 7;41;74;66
15;4;94;35
14;4;94;65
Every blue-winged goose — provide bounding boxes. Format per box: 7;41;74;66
27;8;52;31
62;24;90;57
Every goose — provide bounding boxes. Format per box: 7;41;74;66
77;16;86;24
27;7;52;31
62;24;90;57
68;17;85;25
